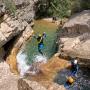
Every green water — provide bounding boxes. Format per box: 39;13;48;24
25;20;58;64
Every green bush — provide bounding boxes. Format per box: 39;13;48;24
80;0;90;10
70;0;90;14
36;0;72;18
34;0;90;18
49;0;71;18
70;0;81;14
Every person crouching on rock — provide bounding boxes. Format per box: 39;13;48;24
70;59;79;77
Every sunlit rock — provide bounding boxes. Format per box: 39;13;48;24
0;62;18;90
58;10;90;67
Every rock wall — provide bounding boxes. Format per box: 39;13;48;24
0;14;27;48
14;0;38;23
58;10;90;67
6;24;33;74
0;0;38;48
0;0;39;73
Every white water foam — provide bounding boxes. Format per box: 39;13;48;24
33;54;47;63
16;50;47;77
16;50;30;76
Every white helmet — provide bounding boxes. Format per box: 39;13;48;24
43;32;46;34
74;59;78;64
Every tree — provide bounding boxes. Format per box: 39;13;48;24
49;0;71;18
80;0;90;10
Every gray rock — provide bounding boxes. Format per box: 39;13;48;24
0;3;5;17
18;79;47;90
0;62;18;90
58;10;90;66
0;14;28;48
18;79;66;90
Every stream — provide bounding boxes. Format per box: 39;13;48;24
25;20;58;64
17;20;58;76
17;19;90;90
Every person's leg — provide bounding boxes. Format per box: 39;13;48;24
38;44;43;55
71;69;77;77
64;81;70;88
38;48;43;55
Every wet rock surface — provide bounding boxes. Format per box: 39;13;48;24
0;0;36;74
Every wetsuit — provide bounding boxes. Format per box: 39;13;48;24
34;33;46;55
71;61;79;76
37;36;44;55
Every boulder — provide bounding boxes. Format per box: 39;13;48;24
0;0;36;74
58;10;90;66
0;0;38;23
18;79;66;90
0;14;27;48
14;0;38;23
0;62;18;90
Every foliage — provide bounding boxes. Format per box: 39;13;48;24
70;0;81;14
36;0;72;18
80;0;90;10
49;0;71;18
35;0;50;18
4;0;16;15
36;0;90;18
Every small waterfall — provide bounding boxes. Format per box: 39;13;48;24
33;54;47;63
16;50;47;77
16;50;30;76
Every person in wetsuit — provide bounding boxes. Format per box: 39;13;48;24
71;59;79;77
34;32;46;55
64;59;79;88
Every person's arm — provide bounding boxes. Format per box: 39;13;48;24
42;33;46;39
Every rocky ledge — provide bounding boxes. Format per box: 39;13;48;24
18;56;68;90
0;0;39;74
58;10;90;67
